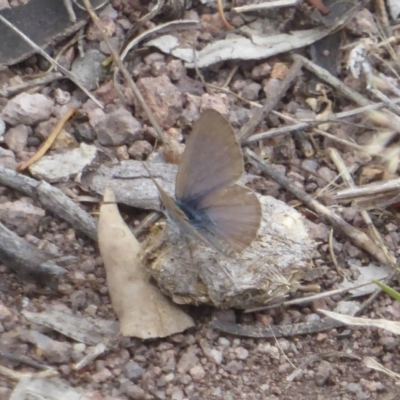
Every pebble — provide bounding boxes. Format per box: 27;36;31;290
0;118;5;141
177;348;199;374
225;360;242;374
234;347;249;360
189;365;206;381
71;49;106;90
136;75;183;129
4;124;30;154
89;108;142;146
122;360;144;380
2;93;54;125
29;143;98;182
0;200;45;236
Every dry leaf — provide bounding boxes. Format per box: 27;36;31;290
98;187;194;339
319;309;400;335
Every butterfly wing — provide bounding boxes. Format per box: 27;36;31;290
175;109;243;203
197;184;262;253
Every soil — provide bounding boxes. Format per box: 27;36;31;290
0;1;400;399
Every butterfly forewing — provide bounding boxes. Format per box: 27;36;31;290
175;109;243;203
197;185;262;253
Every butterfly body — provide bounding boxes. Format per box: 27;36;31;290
146;109;262;257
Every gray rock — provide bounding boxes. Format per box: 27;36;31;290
136;75;183;129
29;143;98;183
21;330;71;364
177;348;199;374
0;200;45;236
123;360;144;380
0;147;17;169
71;49;106;91
2;93;54;126
90;108;142;146
0;118;5;142
4;124;30;153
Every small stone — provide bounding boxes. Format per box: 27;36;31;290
54;88;71;105
0;200;45;236
128;140;152;160
116;145;129;160
123;383;146;399
225;360;242;374
0;147;18;170
200;93;229;116
89;108;142;146
251;62;272;80
0;118;5;141
4;124;30;153
74;123;96;143
29;143;98;183
123;360;144;380
170;388;184;400
136;75;183;129
217;337;230;347
234;347;249;360
160;349;176;372
21;330;71;364
189;365;205;381
92;367;112;383
167;60;185;81
210;349;223;364
86;16;116;41
241;82;261;101
71;49;106;91
314;360;333;387
2;93;54;126
177;349;199;374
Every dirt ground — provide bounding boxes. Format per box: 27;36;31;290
1;0;400;399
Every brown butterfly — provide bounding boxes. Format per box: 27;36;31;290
144;109;262;257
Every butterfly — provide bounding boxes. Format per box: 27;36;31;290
144;109;262;257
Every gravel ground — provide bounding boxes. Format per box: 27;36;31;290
1;1;400;399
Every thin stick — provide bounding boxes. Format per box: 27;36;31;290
0;72;63;97
245;100;400;143
245;148;391;266
0;14;102;108
18;108;76;171
328;148;395;266
238;57;303;141
82;0;167;143
293;54;400;131
217;0;233;30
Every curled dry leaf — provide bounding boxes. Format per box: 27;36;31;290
98;187;194;339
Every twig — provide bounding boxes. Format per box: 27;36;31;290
217;0;233;30
328;148;395;266
293;54;400;131
0;222;66;283
233;0;299;13
0;166;97;241
0;14;103;108
0;72;64;97
245;100;400;143
334;177;400;201
328;228;349;279
18;108;76;171
245;280;377;313
0;364;58;381
245;148;391;266
238;57;303;141
82;0;166;143
269;111;365;152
